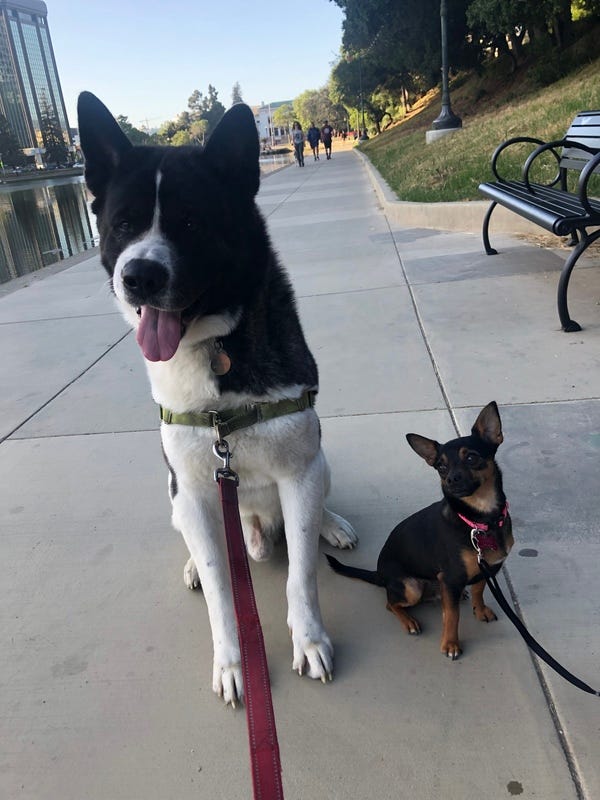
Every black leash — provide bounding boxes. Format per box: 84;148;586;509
479;559;600;697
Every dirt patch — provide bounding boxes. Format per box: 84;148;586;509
514;231;600;263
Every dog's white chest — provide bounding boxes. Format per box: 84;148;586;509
161;410;321;492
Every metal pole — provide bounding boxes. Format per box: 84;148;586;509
431;0;462;130
358;56;369;140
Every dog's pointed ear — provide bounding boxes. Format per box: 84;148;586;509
77;91;132;198
472;402;503;446
406;433;440;466
203;103;260;197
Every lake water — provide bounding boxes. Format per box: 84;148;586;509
0;176;96;284
0;153;294;285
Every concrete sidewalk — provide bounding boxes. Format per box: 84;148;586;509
2;149;600;800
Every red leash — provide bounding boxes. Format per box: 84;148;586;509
214;440;284;799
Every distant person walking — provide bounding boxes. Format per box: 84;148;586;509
321;120;334;160
290;121;305;167
307;122;321;160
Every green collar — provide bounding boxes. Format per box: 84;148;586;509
159;389;316;439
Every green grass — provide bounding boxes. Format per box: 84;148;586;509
359;57;600;202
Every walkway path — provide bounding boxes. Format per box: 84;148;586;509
2;149;600;799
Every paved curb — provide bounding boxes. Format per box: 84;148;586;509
0;248;99;298
354;147;543;237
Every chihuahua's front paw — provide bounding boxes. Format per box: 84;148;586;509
473;604;497;623
321;509;358;549
441;640;462;660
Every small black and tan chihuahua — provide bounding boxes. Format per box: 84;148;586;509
327;402;513;659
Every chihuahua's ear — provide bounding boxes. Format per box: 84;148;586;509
472;402;503;446
406;433;440;466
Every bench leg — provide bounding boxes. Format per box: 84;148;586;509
482;201;498;255
557;228;600;332
567;230;579;248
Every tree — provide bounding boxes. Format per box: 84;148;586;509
39;97;69;164
574;0;600;14
188;89;203;119
330;56;394;133
331;0;475;104
158;119;179;141
231;82;244;105
161;83;228;147
202;85;226;137
116;115;151;145
0;113;25;167
293;87;346;130
272;102;295;131
186;85;226;138
171;130;192;146
190;119;208;145
467;0;575;65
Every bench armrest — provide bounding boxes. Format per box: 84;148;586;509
490;136;546;181
522;139;569;191
522;138;599;193
578;149;600;216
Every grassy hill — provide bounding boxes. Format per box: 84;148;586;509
359;49;600;203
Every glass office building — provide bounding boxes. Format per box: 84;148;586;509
0;0;70;153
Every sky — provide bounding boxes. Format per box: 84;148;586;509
45;0;345;131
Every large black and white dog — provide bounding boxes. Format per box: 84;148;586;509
77;92;357;705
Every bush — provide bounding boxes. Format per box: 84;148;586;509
528;41;566;87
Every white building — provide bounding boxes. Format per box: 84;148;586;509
253;101;292;146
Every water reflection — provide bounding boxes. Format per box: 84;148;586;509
0;177;96;284
259;153;294;174
0;155;295;285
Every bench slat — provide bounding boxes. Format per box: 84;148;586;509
561;154;600;172
479;182;567;232
479;180;600;235
561;111;600;171
515;183;599;217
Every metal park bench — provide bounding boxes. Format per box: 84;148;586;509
479;110;600;331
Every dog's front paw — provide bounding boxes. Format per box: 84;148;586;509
321;508;358;549
473;604;497;623
213;657;244;707
441;639;462;660
183;557;201;590
291;628;334;683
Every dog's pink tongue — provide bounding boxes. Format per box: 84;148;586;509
136;306;182;362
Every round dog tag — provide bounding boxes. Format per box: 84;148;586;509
211;347;231;375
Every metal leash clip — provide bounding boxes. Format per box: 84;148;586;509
213;439;239;484
470;528;483;563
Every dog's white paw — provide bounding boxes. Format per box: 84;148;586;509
291;628;334;682
321;508;358;549
213;658;244;707
183;557;201;590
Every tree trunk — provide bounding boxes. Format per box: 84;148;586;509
552;0;572;49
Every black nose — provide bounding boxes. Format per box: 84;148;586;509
447;470;465;485
121;259;168;299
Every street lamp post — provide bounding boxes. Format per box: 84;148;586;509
358;56;369;140
268;103;274;148
431;0;462;131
